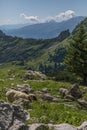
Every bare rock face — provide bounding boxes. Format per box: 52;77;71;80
0;101;30;130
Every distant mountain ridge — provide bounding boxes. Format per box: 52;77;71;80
5;16;85;39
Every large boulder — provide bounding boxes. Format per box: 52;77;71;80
67;83;82;99
0;101;30;130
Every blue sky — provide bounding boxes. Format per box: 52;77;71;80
0;0;87;25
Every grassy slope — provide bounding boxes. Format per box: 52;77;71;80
0;65;87;126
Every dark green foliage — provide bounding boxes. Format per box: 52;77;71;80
53;71;76;82
65;25;87;83
52;29;70;42
72;18;87;35
48;47;66;63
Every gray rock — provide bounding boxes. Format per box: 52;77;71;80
53;123;77;130
42;93;53;102
52;98;59;103
1;101;87;130
28;123;77;130
0;101;30;130
68;83;82;99
17;84;33;94
28;124;49;130
9;120;29;130
78;121;87;130
41;88;48;93
77;99;87;108
13;104;30;121
24;70;46;80
0;101;14;130
13;98;31;109
59;88;68;97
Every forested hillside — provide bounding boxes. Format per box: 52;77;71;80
0;29;70;75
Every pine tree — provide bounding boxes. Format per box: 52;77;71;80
65;25;87;83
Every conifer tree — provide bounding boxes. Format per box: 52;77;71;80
65;26;87;83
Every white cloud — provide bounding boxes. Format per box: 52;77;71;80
55;10;75;21
43;10;75;22
20;13;40;22
20;10;76;24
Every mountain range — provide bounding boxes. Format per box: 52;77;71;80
3;16;85;39
0;17;86;75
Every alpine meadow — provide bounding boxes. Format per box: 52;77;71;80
0;0;87;130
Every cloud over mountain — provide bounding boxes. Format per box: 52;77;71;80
55;10;75;21
20;13;40;22
20;10;76;23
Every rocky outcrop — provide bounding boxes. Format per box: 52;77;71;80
67;83;82;99
0;101;87;130
59;83;82;100
24;70;47;80
17;84;34;94
0;101;30;130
